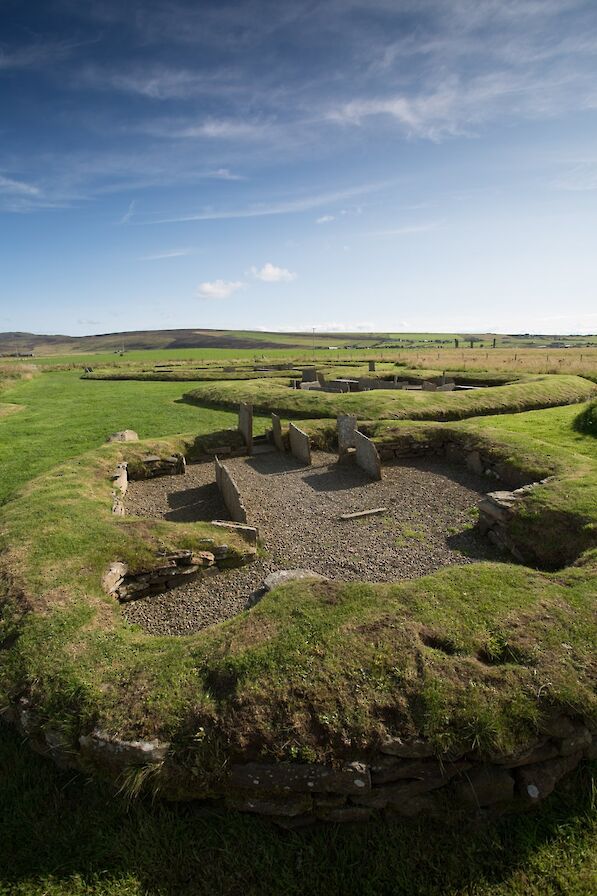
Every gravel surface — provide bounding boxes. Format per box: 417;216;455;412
123;451;501;635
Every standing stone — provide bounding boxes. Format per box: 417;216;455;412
354;430;382;480
422;381;437;391
301;367;317;383
437;383;455;392
289;423;312;465
271;413;285;452
337;414;357;455
368;360;376;372
238;402;253;454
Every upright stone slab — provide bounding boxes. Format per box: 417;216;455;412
368;360;376;372
317;372;326;387
289;423;312;466
238;402;253;453
354;430;382;480
302;367;317;383
437;383;455;392
271;413;285;452
337;414;357;455
215;456;247;523
422;381;437;391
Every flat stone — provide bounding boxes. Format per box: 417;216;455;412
79;729;170;767
107;430;138;442
339;507;387;520
515;751;583;802
263;569;328;592
229;760;370;795
102;561;128;594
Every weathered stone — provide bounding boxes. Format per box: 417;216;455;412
289;423;312;465
111;462;128;495
229;761;371;795
337;414;357;455
557;724;592;756
215;456;248;524
79;729;170;768
497;741;559;768
422;381;437;391
466;450;484;476
370;757;468;786
263;569;327;591
339;507;387;520
380;735;435;758
368;360;376;372
102;561;128;594
515;751;583;802
541;715;580;738
436;383;455;392
352;767;460;809
354;430;382;480
452;765;514;806
238;402;253;453
301;367;317;383
210;520;258;545
271;413;285;452
387;792;441;818
107;430;138;442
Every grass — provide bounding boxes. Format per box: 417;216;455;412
1;358;597;896
185;374;596;421
0;723;595;896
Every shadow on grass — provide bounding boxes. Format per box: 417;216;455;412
1;726;595;896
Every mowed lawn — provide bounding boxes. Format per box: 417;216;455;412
0;368;596;896
0;371;239;504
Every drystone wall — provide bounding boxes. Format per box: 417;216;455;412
289;423;312;465
5;704;594;826
215;456;248;523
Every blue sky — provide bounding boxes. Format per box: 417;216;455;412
1;0;597;336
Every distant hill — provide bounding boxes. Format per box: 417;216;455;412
1;328;595;356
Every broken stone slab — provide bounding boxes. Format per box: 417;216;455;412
228;760;371;795
107;430;138;442
452;765;515;807
337;414;358;455
339;507;387;520
79;729;170;768
102;561;128;594
210;520;258;546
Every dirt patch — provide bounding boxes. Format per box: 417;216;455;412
123;451;503;635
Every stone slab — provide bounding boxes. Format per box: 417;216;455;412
215;456;248;523
339;507;387;520
337;414;357;454
238;402;253;453
301;367;317;383
289;423;312;465
354;430;382;480
271;413;285;452
107;429;138;442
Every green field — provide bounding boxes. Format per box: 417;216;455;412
0;352;596;896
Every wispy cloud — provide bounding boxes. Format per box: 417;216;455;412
367;221;443;237
250;262;296;282
209;168;245;180
553;161;597;192
151;181;389;224
0;174;40;196
120;200;136;224
196;279;244;299
316;214;335;224
139;247;195;260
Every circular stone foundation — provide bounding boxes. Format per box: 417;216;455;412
123;451;502;635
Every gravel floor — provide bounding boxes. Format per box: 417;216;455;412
123;450;502;635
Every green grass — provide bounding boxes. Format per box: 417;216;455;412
1;358;597;896
185;374;596;421
0;723;595;896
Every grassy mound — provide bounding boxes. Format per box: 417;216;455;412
574;400;597;437
184;374;595;422
1;410;595;784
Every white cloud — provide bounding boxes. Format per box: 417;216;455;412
250;262;297;283
0;174;40;196
196;279;244;299
209;168;245;180
553;161;597;192
316;214;335;224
